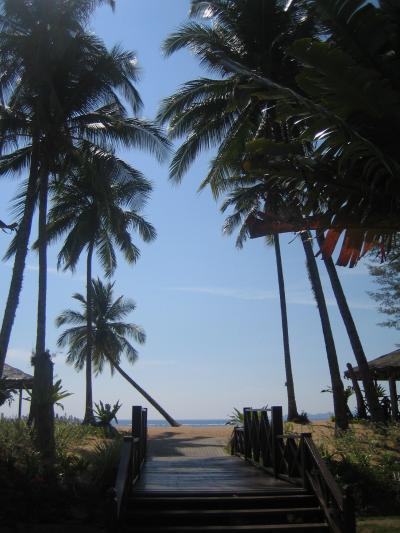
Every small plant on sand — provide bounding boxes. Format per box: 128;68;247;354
94;400;122;437
292;411;310;425
226;408;244;426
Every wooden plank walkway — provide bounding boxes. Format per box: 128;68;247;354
134;428;296;494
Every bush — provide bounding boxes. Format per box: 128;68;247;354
86;439;122;489
0;417;122;526
318;423;400;514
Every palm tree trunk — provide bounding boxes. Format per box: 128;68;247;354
32;165;55;465
112;362;180;427
0;148;39;378
274;234;299;421
301;232;348;431
316;231;383;422
83;241;95;424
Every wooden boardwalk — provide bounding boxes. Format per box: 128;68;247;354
134;456;298;494
134;427;295;494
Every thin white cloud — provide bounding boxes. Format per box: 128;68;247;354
2;261;84;281
167;286;375;310
168;286;276;301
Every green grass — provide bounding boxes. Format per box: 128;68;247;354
357;517;400;532
0;417;122;527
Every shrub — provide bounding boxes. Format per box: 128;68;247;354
86;439;122;489
318;424;400;514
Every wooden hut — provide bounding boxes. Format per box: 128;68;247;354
1;363;33;419
344;349;400;420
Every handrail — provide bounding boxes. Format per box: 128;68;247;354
231;406;355;533
112;405;148;526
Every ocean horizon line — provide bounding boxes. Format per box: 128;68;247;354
114;413;333;427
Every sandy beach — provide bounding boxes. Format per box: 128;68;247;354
120;424;233;457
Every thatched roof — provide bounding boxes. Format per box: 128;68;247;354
345;349;400;380
1;363;33;389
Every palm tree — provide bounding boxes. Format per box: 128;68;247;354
219;0;400;262
316;230;383;421
221;182;349;429
158;0;314;189
0;0;168;375
300;231;348;430
56;279;179;427
222;188;300;420
45;146;156;423
0;0;168;456
159;0;351;428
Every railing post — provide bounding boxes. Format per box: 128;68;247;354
300;433;312;489
132;405;143;478
132;405;143;440
251;409;260;463
243;407;252;460
260;409;271;467
343;486;356;533
141;408;148;462
271;406;283;478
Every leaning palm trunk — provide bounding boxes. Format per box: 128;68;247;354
0;148;39;378
112;362;180;427
316;231;383;422
32;166;55;464
83;242;95;424
301;232;348;431
274;234;299;421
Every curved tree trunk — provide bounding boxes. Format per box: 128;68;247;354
301;232;348;431
83;242;95;424
32;165;55;466
112;362;180;427
274;234;299;421
0;148;39;378
316;231;383;422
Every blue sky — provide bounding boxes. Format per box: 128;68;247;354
0;0;398;421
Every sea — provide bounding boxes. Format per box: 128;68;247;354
115;413;332;427
116;419;228;427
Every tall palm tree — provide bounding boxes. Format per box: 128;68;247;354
316;230;383;421
0;0;168;375
0;0;168;455
45;146;156;423
222;189;300;420
56;279;179;427
300;231;348;430
221;182;349;428
159;0;350;428
160;0;388;428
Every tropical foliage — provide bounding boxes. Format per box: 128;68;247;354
0;0;167;456
56;279;145;375
56;279;179;426
45;145;155;423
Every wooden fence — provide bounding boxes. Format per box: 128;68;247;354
231;406;356;533
113;405;148;521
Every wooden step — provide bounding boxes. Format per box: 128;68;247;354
127;507;324;526
129;493;318;510
123;523;329;532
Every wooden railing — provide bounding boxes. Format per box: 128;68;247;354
231;406;355;533
113;405;148;523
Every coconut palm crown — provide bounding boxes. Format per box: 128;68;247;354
56;279;145;375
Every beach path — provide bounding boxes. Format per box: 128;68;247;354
146;425;230;458
134;426;294;493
